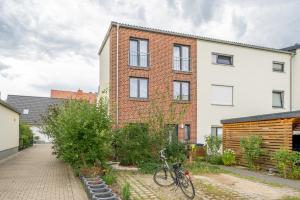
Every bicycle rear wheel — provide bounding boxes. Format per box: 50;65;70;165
178;172;195;199
153;167;175;187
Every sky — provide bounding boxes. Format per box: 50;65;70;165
0;0;299;99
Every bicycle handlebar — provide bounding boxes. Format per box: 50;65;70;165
160;148;166;159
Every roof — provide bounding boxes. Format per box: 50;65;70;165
281;43;300;52
6;95;64;125
0;99;20;114
221;110;300;124
98;21;294;55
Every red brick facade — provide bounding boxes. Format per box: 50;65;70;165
106;25;197;143
51;89;97;104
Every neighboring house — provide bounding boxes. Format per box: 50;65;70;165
7;95;64;143
0;99;20;160
51;89;97;104
98;22;300;145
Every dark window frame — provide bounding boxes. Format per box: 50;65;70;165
272;61;285;72
129;38;149;68
129;77;149;99
173;44;191;72
173;81;190;101
272;90;284;108
184;124;191;141
212;53;234;66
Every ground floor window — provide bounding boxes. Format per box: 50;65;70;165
184;124;190;141
211;126;223;139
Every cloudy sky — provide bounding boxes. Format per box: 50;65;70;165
0;0;299;99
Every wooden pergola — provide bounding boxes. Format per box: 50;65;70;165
221;111;300;169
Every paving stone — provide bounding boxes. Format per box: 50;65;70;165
0;144;88;200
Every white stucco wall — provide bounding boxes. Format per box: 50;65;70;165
99;36;110;98
30;126;51;143
0;105;19;151
197;40;292;144
292;49;300;110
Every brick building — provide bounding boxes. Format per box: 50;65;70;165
98;22;300;145
51;89;97;104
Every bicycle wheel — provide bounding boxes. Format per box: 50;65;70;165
178;172;195;199
153;167;175;187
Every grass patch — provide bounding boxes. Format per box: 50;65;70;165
185;160;224;174
280;196;300;200
195;181;236;199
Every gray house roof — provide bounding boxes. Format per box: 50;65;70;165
0;99;20;114
98;21;294;55
281;43;300;52
221;110;300;124
7;95;64;126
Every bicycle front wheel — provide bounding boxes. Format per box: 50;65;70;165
153;167;175;187
178;172;195;199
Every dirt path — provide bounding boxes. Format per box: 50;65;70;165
117;171;300;200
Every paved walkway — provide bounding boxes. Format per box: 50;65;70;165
0;144;88;200
220;165;300;190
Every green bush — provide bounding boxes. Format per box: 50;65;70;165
272;149;300;179
222;149;236;166
205;136;222;165
240;135;264;169
42;99;111;170
138;161;160;174
102;168;117;185
19;122;33;149
122;182;131;200
185;158;222;174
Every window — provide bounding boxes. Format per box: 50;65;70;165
273;62;284;72
167;124;178;142
184;124;190;141
211;126;223;139
273;91;284;108
173;45;190;72
212;53;233;65
173;81;190;101
129;39;149;67
23;109;29;115
129;77;148;99
211;85;233;106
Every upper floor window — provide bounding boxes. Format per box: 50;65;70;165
273;62;284;72
173;81;190;101
173;45;190;72
129;39;149;67
211;85;233;106
272;91;284;108
212;53;233;65
130;77;148;99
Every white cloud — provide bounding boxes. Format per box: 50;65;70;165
0;0;299;99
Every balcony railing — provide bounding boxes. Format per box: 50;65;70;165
173;57;191;72
129;51;149;67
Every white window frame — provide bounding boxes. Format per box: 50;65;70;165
23;109;29;115
211;84;234;106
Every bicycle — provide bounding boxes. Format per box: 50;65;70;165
153;149;195;199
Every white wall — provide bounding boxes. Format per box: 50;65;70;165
99;36;110;98
0;105;19;151
197;40;292;144
292;49;300;110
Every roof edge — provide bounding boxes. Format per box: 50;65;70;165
98;21;294;55
0;99;20;114
221;110;300;124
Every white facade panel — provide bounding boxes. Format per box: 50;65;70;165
99;36;110;97
292;49;300;110
0;105;19;151
197;40;292;144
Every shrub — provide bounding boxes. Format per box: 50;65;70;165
272;149;300;179
122;182;131;200
240;135;264;169
185;158;222;174
19;122;33;149
205;136;222;164
138;161;160;174
42;99;111;170
102;168;117;185
222;149;236;166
